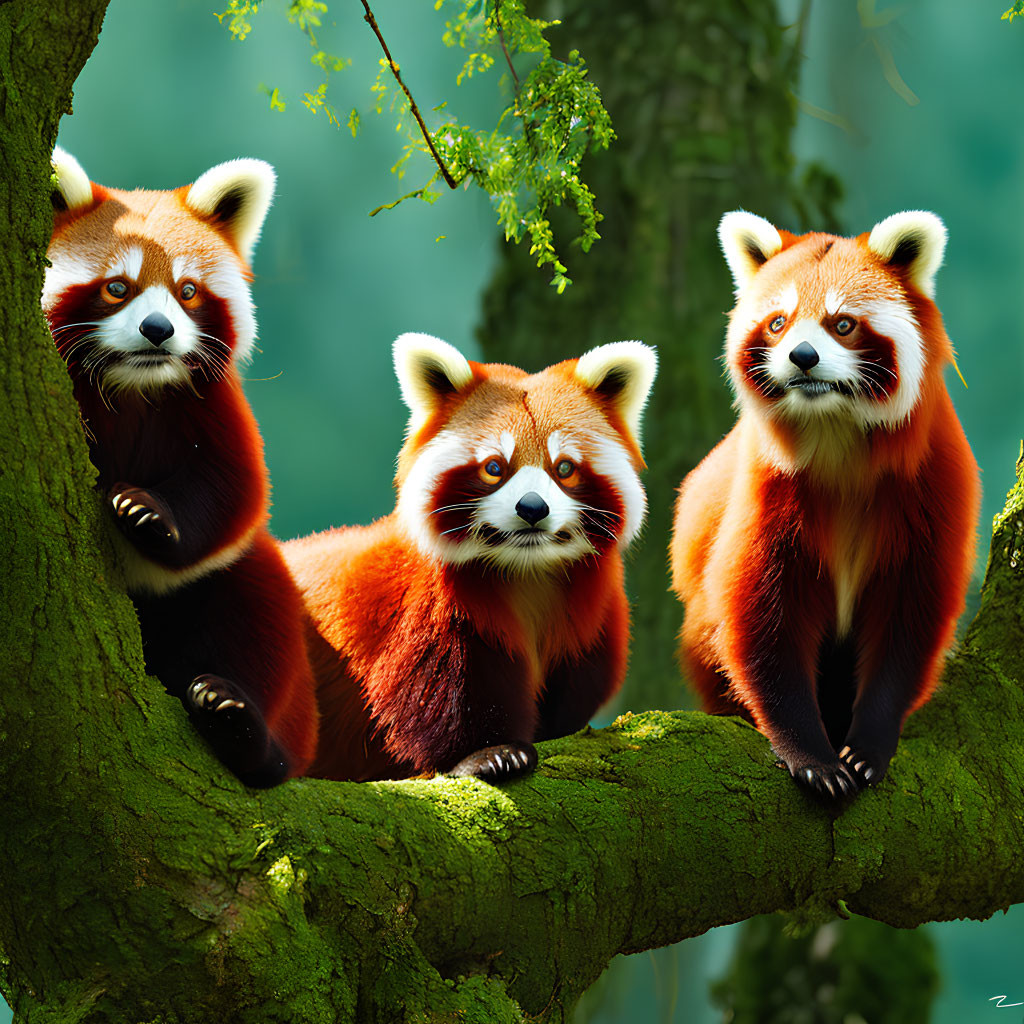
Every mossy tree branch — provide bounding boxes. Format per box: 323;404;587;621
2;2;1023;1022
2;448;1022;1021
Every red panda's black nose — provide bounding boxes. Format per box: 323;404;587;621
515;492;549;526
139;312;175;346
789;341;820;372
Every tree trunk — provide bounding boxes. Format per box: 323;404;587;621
3;3;1024;1023
477;0;840;709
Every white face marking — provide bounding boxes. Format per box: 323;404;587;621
44;234;257;368
193;260;257;364
398;431;481;563
588;438;646;545
92;285;199;394
108;245;144;281
776;283;799;317
98;285;197;355
397;427;646;575
729;286;926;443
841;297;924;427
172;255;202;282
547;431;583;465
764;320;860;403
824;289;845;317
41;250;101;314
547;432;562;464
500;431;516;462
475;433;516;465
477;466;578;534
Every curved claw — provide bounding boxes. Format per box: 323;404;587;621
838;745;885;788
793;760;857;802
448;741;538;785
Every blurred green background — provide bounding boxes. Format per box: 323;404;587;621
11;0;1023;1020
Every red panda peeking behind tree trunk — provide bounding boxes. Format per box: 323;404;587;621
283;333;657;784
44;149;318;787
671;210;980;801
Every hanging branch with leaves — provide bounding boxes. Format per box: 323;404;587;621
214;0;614;291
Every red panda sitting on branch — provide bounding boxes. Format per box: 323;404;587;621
44;148;318;787
671;210;980;800
283;333;657;783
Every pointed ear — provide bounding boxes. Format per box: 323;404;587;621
50;147;94;213
867;211;946;298
184;158;276;263
394;333;475;433
574;341;657;446
718;210;784;292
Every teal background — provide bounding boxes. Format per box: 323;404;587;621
5;0;1022;1020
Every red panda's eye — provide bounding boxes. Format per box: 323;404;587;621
179;281;199;303
479;458;504;484
555;459;581;487
103;280;128;302
834;316;856;336
768;315;786;334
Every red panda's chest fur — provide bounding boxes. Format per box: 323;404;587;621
448;559;617;685
72;371;263;492
751;419;933;639
290;515;619;697
785;475;878;637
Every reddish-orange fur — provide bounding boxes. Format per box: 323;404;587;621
284;352;642;781
671;218;980;792
46;155;318;784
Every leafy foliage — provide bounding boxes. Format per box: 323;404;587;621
427;0;614;291
216;1;347;124
215;0;614;291
1003;1;1024;21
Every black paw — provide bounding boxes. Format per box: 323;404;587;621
185;675;288;788
838;744;890;789
784;757;858;801
109;483;181;544
448;741;538;784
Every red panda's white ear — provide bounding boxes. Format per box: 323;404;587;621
574;341;658;447
718;210;784;293
394;333;475;433
51;147;93;212
185;158;276;264
867;211;947;299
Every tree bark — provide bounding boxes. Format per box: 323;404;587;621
2;3;1023;1023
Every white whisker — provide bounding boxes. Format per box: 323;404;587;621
430;500;482;516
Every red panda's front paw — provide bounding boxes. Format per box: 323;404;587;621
185;675;288;788
109;484;181;545
783;757;858;801
838;745;889;789
448;741;538;785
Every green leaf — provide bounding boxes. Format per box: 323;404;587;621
214;0;260;41
259;83;286;112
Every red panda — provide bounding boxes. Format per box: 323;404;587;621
670;210;980;799
283;333;657;783
44;148;318;787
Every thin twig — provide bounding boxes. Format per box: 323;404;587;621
360;0;461;190
494;0;520;92
791;0;813;67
